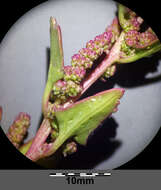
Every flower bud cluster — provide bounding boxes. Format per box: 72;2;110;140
51;78;82;103
125;28;158;49
51;19;120;103
63;141;77;157
124;7;143;32
64;65;86;83
7;112;30;148
71;31;113;70
102;64;116;79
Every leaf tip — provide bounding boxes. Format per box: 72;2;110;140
50;17;57;25
103;88;125;99
116;88;125;97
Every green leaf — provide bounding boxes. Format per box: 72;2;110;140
43;88;124;157
118;3;130;32
48;17;64;83
55;88;124;146
42;17;64;115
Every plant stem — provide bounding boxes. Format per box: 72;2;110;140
26;119;51;161
82;32;125;93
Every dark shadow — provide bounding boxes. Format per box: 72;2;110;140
80;78;115;101
36;117;120;169
80;52;161;101
58;117;121;169
46;47;50;81
114;52;161;88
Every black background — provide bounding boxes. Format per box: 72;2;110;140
0;0;161;169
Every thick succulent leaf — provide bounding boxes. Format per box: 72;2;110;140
55;88;124;145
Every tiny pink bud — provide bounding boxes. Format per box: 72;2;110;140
125;30;139;47
55;80;67;88
86;40;95;49
103;31;113;43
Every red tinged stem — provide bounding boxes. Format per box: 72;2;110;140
26;119;51;161
82;32;125;92
59;32;125;110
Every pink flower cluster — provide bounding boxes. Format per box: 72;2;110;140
51;18;120;103
125;28;158;49
71;31;113;69
64;65;86;83
126;7;143;31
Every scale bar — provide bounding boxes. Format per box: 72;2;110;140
49;172;111;177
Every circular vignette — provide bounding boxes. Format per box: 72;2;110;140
0;0;161;169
